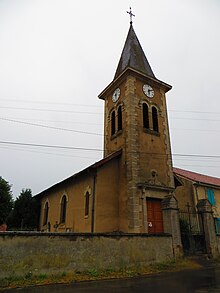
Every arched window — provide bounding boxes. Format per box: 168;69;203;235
43;201;49;226
152;106;159;132
85;191;90;217
111;111;116;135
143;103;149;129
117;105;122;131
60;195;67;223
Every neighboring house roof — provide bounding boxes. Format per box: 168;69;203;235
114;23;155;80
35;149;122;198
173;167;220;188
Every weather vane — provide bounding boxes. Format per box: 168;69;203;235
127;7;135;24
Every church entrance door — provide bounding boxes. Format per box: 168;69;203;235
147;198;164;233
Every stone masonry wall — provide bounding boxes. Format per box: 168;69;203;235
217;235;220;254
0;232;173;278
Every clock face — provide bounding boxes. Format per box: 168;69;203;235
112;88;120;102
143;84;154;98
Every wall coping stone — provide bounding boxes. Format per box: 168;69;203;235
0;231;172;238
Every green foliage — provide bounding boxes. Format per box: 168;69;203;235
179;218;190;233
8;188;39;230
24;271;33;279
105;267;113;273
38;273;47;280
150;259;176;271
0;176;13;225
0;258;201;289
61;271;67;277
87;268;99;277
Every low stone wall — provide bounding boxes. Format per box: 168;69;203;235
0;232;173;278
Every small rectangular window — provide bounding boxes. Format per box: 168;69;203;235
215;218;220;234
207;189;215;206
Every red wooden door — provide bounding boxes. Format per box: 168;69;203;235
147;198;163;233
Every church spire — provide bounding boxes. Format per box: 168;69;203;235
114;23;155;80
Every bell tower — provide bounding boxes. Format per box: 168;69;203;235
98;22;175;232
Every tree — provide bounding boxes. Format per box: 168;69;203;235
9;189;39;230
0;176;13;225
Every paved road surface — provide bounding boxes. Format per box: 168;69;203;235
3;266;220;292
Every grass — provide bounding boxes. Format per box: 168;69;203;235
0;258;202;291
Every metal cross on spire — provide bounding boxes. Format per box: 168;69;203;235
127;7;135;24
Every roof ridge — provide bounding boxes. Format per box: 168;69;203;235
173;167;220;180
173;167;220;187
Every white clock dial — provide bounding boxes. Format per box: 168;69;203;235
112;88;120;102
143;84;154;98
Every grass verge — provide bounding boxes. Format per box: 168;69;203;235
0;258;202;291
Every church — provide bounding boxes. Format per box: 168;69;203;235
36;20;176;234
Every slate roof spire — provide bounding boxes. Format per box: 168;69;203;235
114;23;156;80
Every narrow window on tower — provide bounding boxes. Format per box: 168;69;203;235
152;106;159;132
60;195;67;223
117;105;122;131
111;110;116;135
143;103;149;129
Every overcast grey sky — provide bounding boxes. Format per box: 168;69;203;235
0;0;220;198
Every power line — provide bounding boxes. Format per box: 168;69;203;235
0;117;104;136
0;115;219;133
176;164;220;168
173;153;220;159
1;114;220;133
2;105;220;123
0;98;102;108
1;140;220;159
2;142;220;170
170;109;220;115
0;106;103;115
174;157;220;163
171;127;220;133
1;99;219;115
0;116;102;126
0;140;104;152
0;145;100;160
170;117;220;122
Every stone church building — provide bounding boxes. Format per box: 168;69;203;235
36;23;176;234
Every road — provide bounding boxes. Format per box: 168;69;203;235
3;266;220;293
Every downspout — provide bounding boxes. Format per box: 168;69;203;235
91;169;97;233
193;183;199;208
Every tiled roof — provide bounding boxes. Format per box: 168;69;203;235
173;167;220;188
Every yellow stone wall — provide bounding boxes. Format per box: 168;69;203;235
174;177;196;210
39;157;120;233
175;176;220;218
94;158;120;232
39;70;174;233
0;233;173;279
39;173;93;232
103;72;174;189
